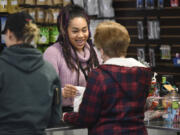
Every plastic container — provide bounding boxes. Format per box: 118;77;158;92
145;91;180;124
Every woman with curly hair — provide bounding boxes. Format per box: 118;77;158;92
44;4;101;112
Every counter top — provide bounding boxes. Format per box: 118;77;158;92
145;121;180;132
46;121;180;134
45;123;86;134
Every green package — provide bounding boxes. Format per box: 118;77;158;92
172;101;179;109
49;26;59;43
38;26;49;45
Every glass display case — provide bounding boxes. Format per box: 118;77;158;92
145;91;180;124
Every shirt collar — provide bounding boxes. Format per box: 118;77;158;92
103;57;147;68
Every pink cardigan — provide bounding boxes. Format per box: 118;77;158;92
43;42;101;106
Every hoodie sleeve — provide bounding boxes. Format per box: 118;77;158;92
48;76;63;127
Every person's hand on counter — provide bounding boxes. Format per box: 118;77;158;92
62;84;78;98
62;112;67;122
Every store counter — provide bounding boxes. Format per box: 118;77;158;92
45;121;180;135
45;123;87;135
145;121;180;135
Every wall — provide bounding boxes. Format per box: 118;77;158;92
113;0;180;88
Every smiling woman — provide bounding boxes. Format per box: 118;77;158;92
67;17;89;52
43;4;101;112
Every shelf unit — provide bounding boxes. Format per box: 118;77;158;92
0;4;61;52
113;0;180;87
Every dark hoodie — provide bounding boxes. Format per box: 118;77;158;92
0;44;62;135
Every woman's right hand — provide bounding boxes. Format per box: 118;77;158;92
62;84;78;98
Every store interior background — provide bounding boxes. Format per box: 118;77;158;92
113;0;180;90
0;0;179;89
0;0;180;135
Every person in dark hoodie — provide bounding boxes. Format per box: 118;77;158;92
63;21;152;135
0;12;62;135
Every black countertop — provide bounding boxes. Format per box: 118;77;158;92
145;121;180;132
46;121;180;134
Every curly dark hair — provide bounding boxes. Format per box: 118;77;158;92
56;4;99;82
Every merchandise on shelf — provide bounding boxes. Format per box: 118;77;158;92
84;0;99;15
38;26;49;45
49;26;59;43
51;9;59;23
63;0;71;6
98;0;115;17
173;53;180;66
145;0;155;9
158;0;164;8
36;0;47;5
149;48;156;67
27;8;36;20
72;0;84;8
36;8;45;23
24;0;36;5
170;0;179;7
148;72;159;97
21;0;64;6
0;16;6;31
38;26;59;45
137;48;145;62
18;0;24;5
8;0;19;13
147;20;160;40
145;94;180;123
53;0;63;5
0;16;7;44
160;45;171;60
0;0;8;12
145;74;180;123
137;21;144;39
136;0;144;9
0;0;20;13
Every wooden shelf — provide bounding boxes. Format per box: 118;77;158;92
113;0;180;87
19;4;63;9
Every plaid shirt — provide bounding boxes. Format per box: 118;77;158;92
64;58;152;135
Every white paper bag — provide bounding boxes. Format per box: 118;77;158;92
73;86;85;112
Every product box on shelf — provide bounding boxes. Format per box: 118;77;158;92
173;58;180;67
0;16;7;44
